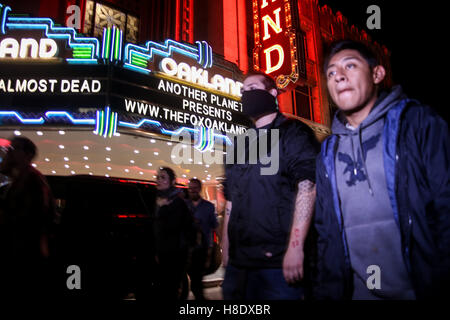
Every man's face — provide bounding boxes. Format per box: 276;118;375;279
188;181;201;201
242;75;277;98
326;49;379;114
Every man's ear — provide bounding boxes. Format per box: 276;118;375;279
372;65;386;84
268;88;278;98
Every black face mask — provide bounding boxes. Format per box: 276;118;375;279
241;89;278;120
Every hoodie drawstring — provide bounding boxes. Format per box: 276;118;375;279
349;128;375;196
358;127;374;196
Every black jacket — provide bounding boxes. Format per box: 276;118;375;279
313;98;450;299
225;112;320;268
153;188;195;256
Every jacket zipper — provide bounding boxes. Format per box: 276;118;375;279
396;151;413;275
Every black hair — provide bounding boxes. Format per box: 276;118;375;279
323;40;380;72
189;178;202;190
159;166;176;183
10;136;37;161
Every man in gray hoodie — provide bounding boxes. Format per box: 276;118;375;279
313;40;450;300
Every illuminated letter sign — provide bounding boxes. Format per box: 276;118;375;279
158;57;243;97
252;0;299;88
262;7;282;40
0;37;58;59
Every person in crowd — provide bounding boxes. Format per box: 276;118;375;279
222;71;320;299
314;40;450;300
0;136;55;299
185;178;218;300
152;167;195;300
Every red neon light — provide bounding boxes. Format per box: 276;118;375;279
223;0;239;66
80;0;87;34
175;0;181;42
0;138;11;147
238;0;249;72
252;0;299;88
116;214;148;219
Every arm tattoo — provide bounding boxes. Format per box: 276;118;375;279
294;179;316;223
226;201;232;216
288;180;316;248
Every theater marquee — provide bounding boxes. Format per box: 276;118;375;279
0;4;250;151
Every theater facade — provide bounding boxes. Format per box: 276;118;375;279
1;0;391;209
1;4;254;212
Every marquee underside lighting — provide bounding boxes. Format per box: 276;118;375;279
0;110;231;150
0;111;44;124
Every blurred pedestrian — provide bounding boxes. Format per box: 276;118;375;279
0;136;55;300
185;178;218;300
152;167;195;300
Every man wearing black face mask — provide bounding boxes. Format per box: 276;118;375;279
222;72;320;300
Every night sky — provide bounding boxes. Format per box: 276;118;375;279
319;0;449;123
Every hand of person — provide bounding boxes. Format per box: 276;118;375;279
282;246;304;284
156;197;169;207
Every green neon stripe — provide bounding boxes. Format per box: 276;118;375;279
73;51;92;55
73;54;92;58
132;53;148;60
73;50;92;55
108;111;115;137
200;128;207;150
203;128;208;150
132;59;147;66
73;48;92;52
98;111;105;137
114;29;120;60
131;59;147;67
131;54;147;63
132;62;147;68
131;58;147;66
105;28;111;59
73;48;92;58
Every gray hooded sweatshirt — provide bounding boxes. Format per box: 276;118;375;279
333;85;415;300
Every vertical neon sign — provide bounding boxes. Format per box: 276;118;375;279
252;0;299;88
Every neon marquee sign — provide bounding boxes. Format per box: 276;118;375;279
0;3;242;98
0;37;58;58
252;0;299;88
0;3;246;151
0;109;232;152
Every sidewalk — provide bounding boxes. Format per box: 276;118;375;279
203;265;225;287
